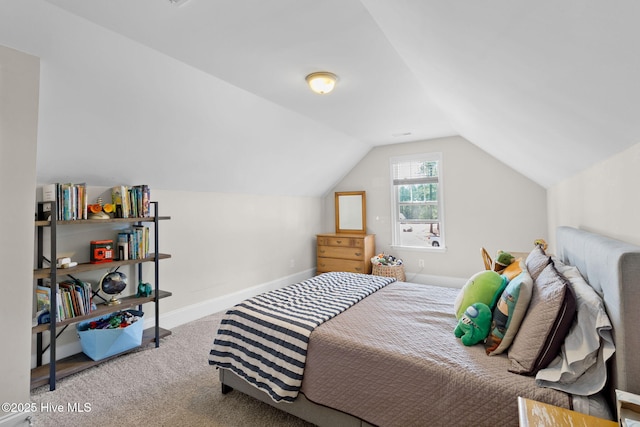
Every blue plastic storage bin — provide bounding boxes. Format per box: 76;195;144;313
76;310;144;361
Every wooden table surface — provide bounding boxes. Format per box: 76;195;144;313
518;397;618;427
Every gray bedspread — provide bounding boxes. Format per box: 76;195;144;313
300;281;571;427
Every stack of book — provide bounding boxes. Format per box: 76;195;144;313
111;185;151;218
36;279;93;322
42;183;87;221
117;226;150;260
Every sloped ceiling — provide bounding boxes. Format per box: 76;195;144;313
18;1;640;194
362;0;640;188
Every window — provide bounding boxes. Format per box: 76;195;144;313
390;153;444;249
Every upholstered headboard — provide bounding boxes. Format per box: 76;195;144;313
556;226;640;402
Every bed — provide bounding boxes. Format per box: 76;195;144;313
209;226;640;426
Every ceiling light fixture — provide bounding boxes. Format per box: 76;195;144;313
305;72;338;95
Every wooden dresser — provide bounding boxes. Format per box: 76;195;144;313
316;233;375;275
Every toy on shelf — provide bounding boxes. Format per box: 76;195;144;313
88;196;115;220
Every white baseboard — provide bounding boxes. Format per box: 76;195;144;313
0;412;32;427
154;268;316;330
404;272;467;289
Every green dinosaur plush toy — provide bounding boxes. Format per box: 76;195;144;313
494;251;515;272
454;303;493;346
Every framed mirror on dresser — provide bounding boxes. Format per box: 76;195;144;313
317;191;374;275
334;191;366;234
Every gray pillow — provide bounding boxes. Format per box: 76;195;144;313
508;262;577;375
525;245;551;280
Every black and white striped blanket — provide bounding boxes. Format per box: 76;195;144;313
208;272;396;402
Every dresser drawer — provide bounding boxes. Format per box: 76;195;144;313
316;257;367;274
317;245;366;261
317;236;365;248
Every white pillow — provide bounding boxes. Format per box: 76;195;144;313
535;264;615;395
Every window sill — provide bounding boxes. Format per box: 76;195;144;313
390;245;446;253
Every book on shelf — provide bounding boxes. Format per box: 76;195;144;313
130;187;138;218
117;225;149;260
111;184;150;218
117;231;131;260
36;283;63;322
139;184;150;217
36;279;92;323
112;185;129;218
42;183;56;202
35;287;50;312
40;182;87;221
130;184;151;217
133;225;150;259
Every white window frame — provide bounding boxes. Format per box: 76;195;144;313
390;152;445;251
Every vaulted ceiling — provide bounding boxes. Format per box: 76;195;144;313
7;1;640;195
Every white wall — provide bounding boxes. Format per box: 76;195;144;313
548;141;640;248
325;136;548;283
0;46;39;420
146;189;322;317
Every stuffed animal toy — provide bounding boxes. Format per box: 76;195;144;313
454;303;492;346
454;270;507;319
534;238;548;251
494;251;515;273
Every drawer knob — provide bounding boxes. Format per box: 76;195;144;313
336;240;342;244
355;252;362;256
319;249;325;254
355;267;362;272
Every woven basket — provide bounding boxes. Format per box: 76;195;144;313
372;264;406;281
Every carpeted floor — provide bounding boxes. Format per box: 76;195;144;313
30;312;315;427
